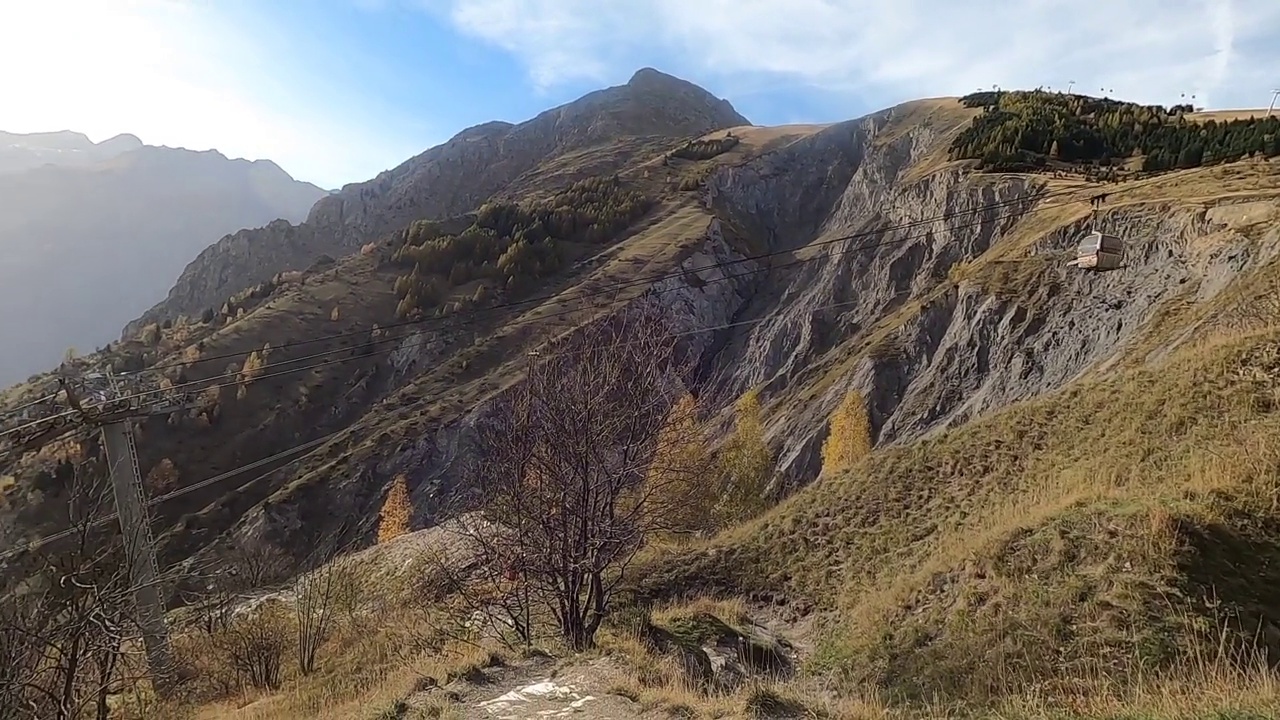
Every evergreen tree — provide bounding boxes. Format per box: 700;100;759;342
1177;144;1204;168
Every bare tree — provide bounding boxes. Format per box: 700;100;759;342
211;601;289;691
0;465;149;720
465;307;714;650
416;515;541;653
293;524;361;676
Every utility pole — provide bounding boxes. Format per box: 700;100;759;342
5;371;197;696
98;370;178;695
1268;89;1280;118
1066;80;1075;95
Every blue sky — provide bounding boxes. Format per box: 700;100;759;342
5;0;1279;189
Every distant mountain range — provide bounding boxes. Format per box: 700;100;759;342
0;130;327;385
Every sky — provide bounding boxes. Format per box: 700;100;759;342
3;0;1279;190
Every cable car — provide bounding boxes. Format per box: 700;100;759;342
1067;230;1125;271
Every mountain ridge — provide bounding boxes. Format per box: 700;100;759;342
125;67;749;335
0;133;327;385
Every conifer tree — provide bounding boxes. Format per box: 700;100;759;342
821;389;872;475
640;391;716;534
715;388;773;524
377;474;412;544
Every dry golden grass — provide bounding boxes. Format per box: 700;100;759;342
173;610;494;720
637;323;1280;714
707;123;830;150
161;318;1280;718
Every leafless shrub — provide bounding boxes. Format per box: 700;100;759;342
0;467;152;720
210;601;290;691
454;306;717;650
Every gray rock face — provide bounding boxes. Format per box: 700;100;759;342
220;102;1280;563
690;127;1280;493
129;68;750;335
218;216;758;557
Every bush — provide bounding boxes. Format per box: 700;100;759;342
670;135;740;161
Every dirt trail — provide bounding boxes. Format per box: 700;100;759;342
411;654;655;719
411;603;821;719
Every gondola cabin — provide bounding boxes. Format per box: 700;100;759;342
1068;230;1125;271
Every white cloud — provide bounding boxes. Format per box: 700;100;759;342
431;0;1280;112
0;0;419;188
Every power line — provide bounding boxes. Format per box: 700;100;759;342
116;141;1253;381
0;430;340;562
6;192;1075;431
5;144;1258;561
6;148;1248;445
0;392;58;420
0;292;886;563
134;185;1082;376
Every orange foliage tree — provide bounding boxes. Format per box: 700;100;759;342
377;474;412;544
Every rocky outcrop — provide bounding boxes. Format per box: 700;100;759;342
210;212;758;559
129;68;750;334
695;125;1280;492
110;99;1280;571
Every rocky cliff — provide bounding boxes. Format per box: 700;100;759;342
128;67;750;334
219;101;1280;561
8;87;1278;599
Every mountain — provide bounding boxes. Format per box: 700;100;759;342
4;78;1280;717
0;136;326;385
125;67;749;334
0;129;143;174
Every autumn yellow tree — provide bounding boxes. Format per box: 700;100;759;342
237;351;266;400
715;387;773;525
820;389;872;475
145;458;179;495
377;474;412;544
635;391;717;536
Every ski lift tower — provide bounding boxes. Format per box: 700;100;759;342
65;370;195;695
2;369;196;696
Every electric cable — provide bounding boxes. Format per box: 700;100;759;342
0;189;1099;442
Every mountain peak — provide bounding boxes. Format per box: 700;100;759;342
98;133;144;152
627;67;675;85
0;129;93;151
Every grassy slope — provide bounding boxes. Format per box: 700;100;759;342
181;117;1280;718
175;325;1280;719
13;99;1280;717
639;256;1280;716
3;126;802;560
